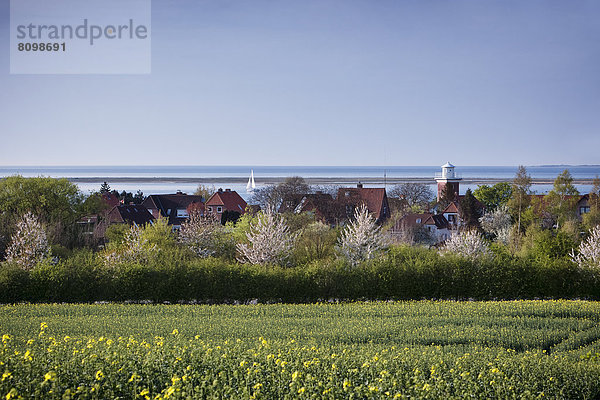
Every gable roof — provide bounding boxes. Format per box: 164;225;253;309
424;214;450;229
394;212;449;230
441;195;484;214
141;193;205;225
442;201;460;214
102;192;120;208
337;186;389;221
294;192;338;224
108;204;155;226
206;189;247;213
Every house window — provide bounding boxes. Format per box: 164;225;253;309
176;209;189;218
207;206;213;212
416;218;421;224
167;209;171;215
448;215;456;223
580;206;590;214
217;206;223;213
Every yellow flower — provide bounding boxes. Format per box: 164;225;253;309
5;388;19;400
1;371;12;381
253;383;262;390
2;334;11;344
95;370;104;381
171;329;179;336
44;371;56;382
292;371;300;381
298;387;305;394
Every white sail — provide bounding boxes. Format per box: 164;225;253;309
247;169;256;191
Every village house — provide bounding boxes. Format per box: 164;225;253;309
205;188;247;223
391;212;451;244
141;191;204;229
76;191;124;238
280;191;339;225
576;194;591;218
94;204;155;239
336;184;391;224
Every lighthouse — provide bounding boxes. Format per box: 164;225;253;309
435;162;461;202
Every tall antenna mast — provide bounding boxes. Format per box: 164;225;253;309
383;150;387;189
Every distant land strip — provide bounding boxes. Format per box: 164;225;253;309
64;177;597;186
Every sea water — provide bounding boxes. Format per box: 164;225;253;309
0;165;598;200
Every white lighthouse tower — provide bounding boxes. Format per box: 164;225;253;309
435;162;461;202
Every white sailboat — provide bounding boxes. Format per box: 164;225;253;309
246;169;256;192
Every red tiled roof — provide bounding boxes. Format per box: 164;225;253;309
394;213;449;230
102;192;120;208
206;189;247;213
337;187;388;220
442;201;460;213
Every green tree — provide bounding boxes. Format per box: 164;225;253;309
99;182;111;194
507;166;532;233
437;183;456;212
459;189;481;229
545;169;579;228
473;182;512;211
194;184;216;201
0;176;84;254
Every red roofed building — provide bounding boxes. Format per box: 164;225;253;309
102;192;121;208
141;192;204;229
94;204;155;239
337;183;391;224
391;212;451;244
205;188;247;222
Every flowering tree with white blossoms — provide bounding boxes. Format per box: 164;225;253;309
5;212;49;270
479;205;512;244
178;211;222;258
237;206;297;265
570;225;600;270
338;204;387;267
102;223;158;268
440;230;491;260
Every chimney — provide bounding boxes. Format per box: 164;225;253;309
225;188;231;192
218;188;223;192
357;182;363;189
176;190;183;195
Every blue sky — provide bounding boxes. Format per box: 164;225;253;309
0;0;599;166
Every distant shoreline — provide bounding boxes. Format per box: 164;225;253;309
63;176;597;186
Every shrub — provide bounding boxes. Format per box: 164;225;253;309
440;230;490;260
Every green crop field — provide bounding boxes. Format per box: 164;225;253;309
1;301;600;399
